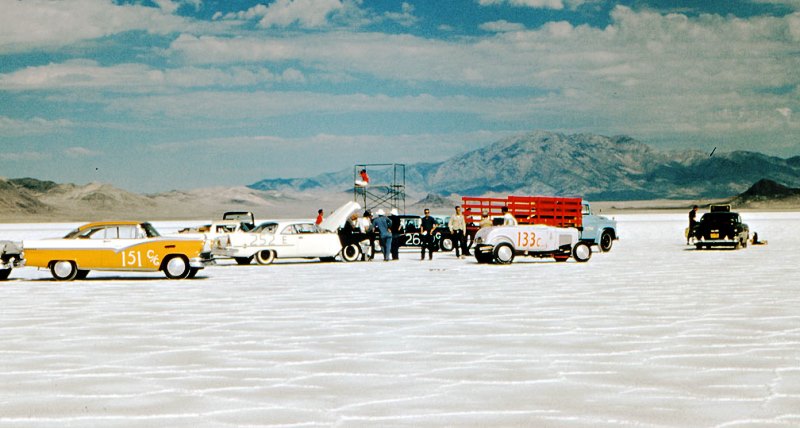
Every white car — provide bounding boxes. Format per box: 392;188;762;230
472;224;591;264
213;202;362;265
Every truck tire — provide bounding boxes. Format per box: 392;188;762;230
572;242;592;262
493;243;515;264
599;230;614;252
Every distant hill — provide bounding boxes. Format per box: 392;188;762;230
729;179;800;209
249;131;800;200
0;177;302;222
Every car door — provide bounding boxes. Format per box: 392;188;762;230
281;223;338;257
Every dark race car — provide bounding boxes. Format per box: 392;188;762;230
392;214;454;252
693;206;749;249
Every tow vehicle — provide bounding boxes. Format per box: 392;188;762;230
462;195;618;252
472;224;591;264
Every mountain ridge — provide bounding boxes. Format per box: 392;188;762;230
249;131;800;200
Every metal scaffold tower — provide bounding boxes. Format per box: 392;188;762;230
353;163;406;214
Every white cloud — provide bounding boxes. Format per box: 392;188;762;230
64;147;102;158
258;0;344;28
165;6;800;144
478;0;565;10
0;116;73;137
480;20;526;32
384;2;418;27
0;0;196;54
0;60;300;90
0;151;51;162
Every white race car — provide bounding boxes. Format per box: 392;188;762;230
472;224;591;264
213;202;362;265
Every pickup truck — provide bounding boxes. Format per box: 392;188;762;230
462;195;618;252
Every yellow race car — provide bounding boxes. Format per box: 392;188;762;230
23;221;212;281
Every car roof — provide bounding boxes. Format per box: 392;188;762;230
76;221;146;231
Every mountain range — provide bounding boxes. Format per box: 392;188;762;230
250;131;800;200
3;131;800;221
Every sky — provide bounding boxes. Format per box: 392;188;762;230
1;0;799;193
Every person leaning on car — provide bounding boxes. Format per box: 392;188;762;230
448;206;469;258
372;209;393;262
420;208;437;260
687;205;698;244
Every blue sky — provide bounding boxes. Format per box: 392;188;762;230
1;0;798;192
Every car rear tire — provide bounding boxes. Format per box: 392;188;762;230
599;230;614;252
51;260;78;281
493;243;515;264
572;242;592;262
163;255;191;279
341;244;360;262
255;250;275;265
234;257;252;265
0;268;11;280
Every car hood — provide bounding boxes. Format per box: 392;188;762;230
318;201;362;232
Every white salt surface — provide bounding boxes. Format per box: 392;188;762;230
1;213;799;427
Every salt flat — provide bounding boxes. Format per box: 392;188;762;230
1;213;799;427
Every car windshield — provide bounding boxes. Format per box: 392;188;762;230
701;213;740;224
253;222;278;234
142;222;160;237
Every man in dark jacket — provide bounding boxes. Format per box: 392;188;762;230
372;209;393;261
420;208;437;260
388;208;402;260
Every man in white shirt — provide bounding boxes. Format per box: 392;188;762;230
501;206;517;226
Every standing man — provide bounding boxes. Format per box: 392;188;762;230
315;209;324;225
687;205;699;244
388;208;402;260
420;208;437;260
359;210;375;260
372;209;393;262
448;206;468;259
501;206;517;226
479;209;493;229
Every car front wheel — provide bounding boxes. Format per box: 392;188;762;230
51;260;78;281
440;237;454;252
572;242;592;262
163;255;191;279
493;243;515;264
